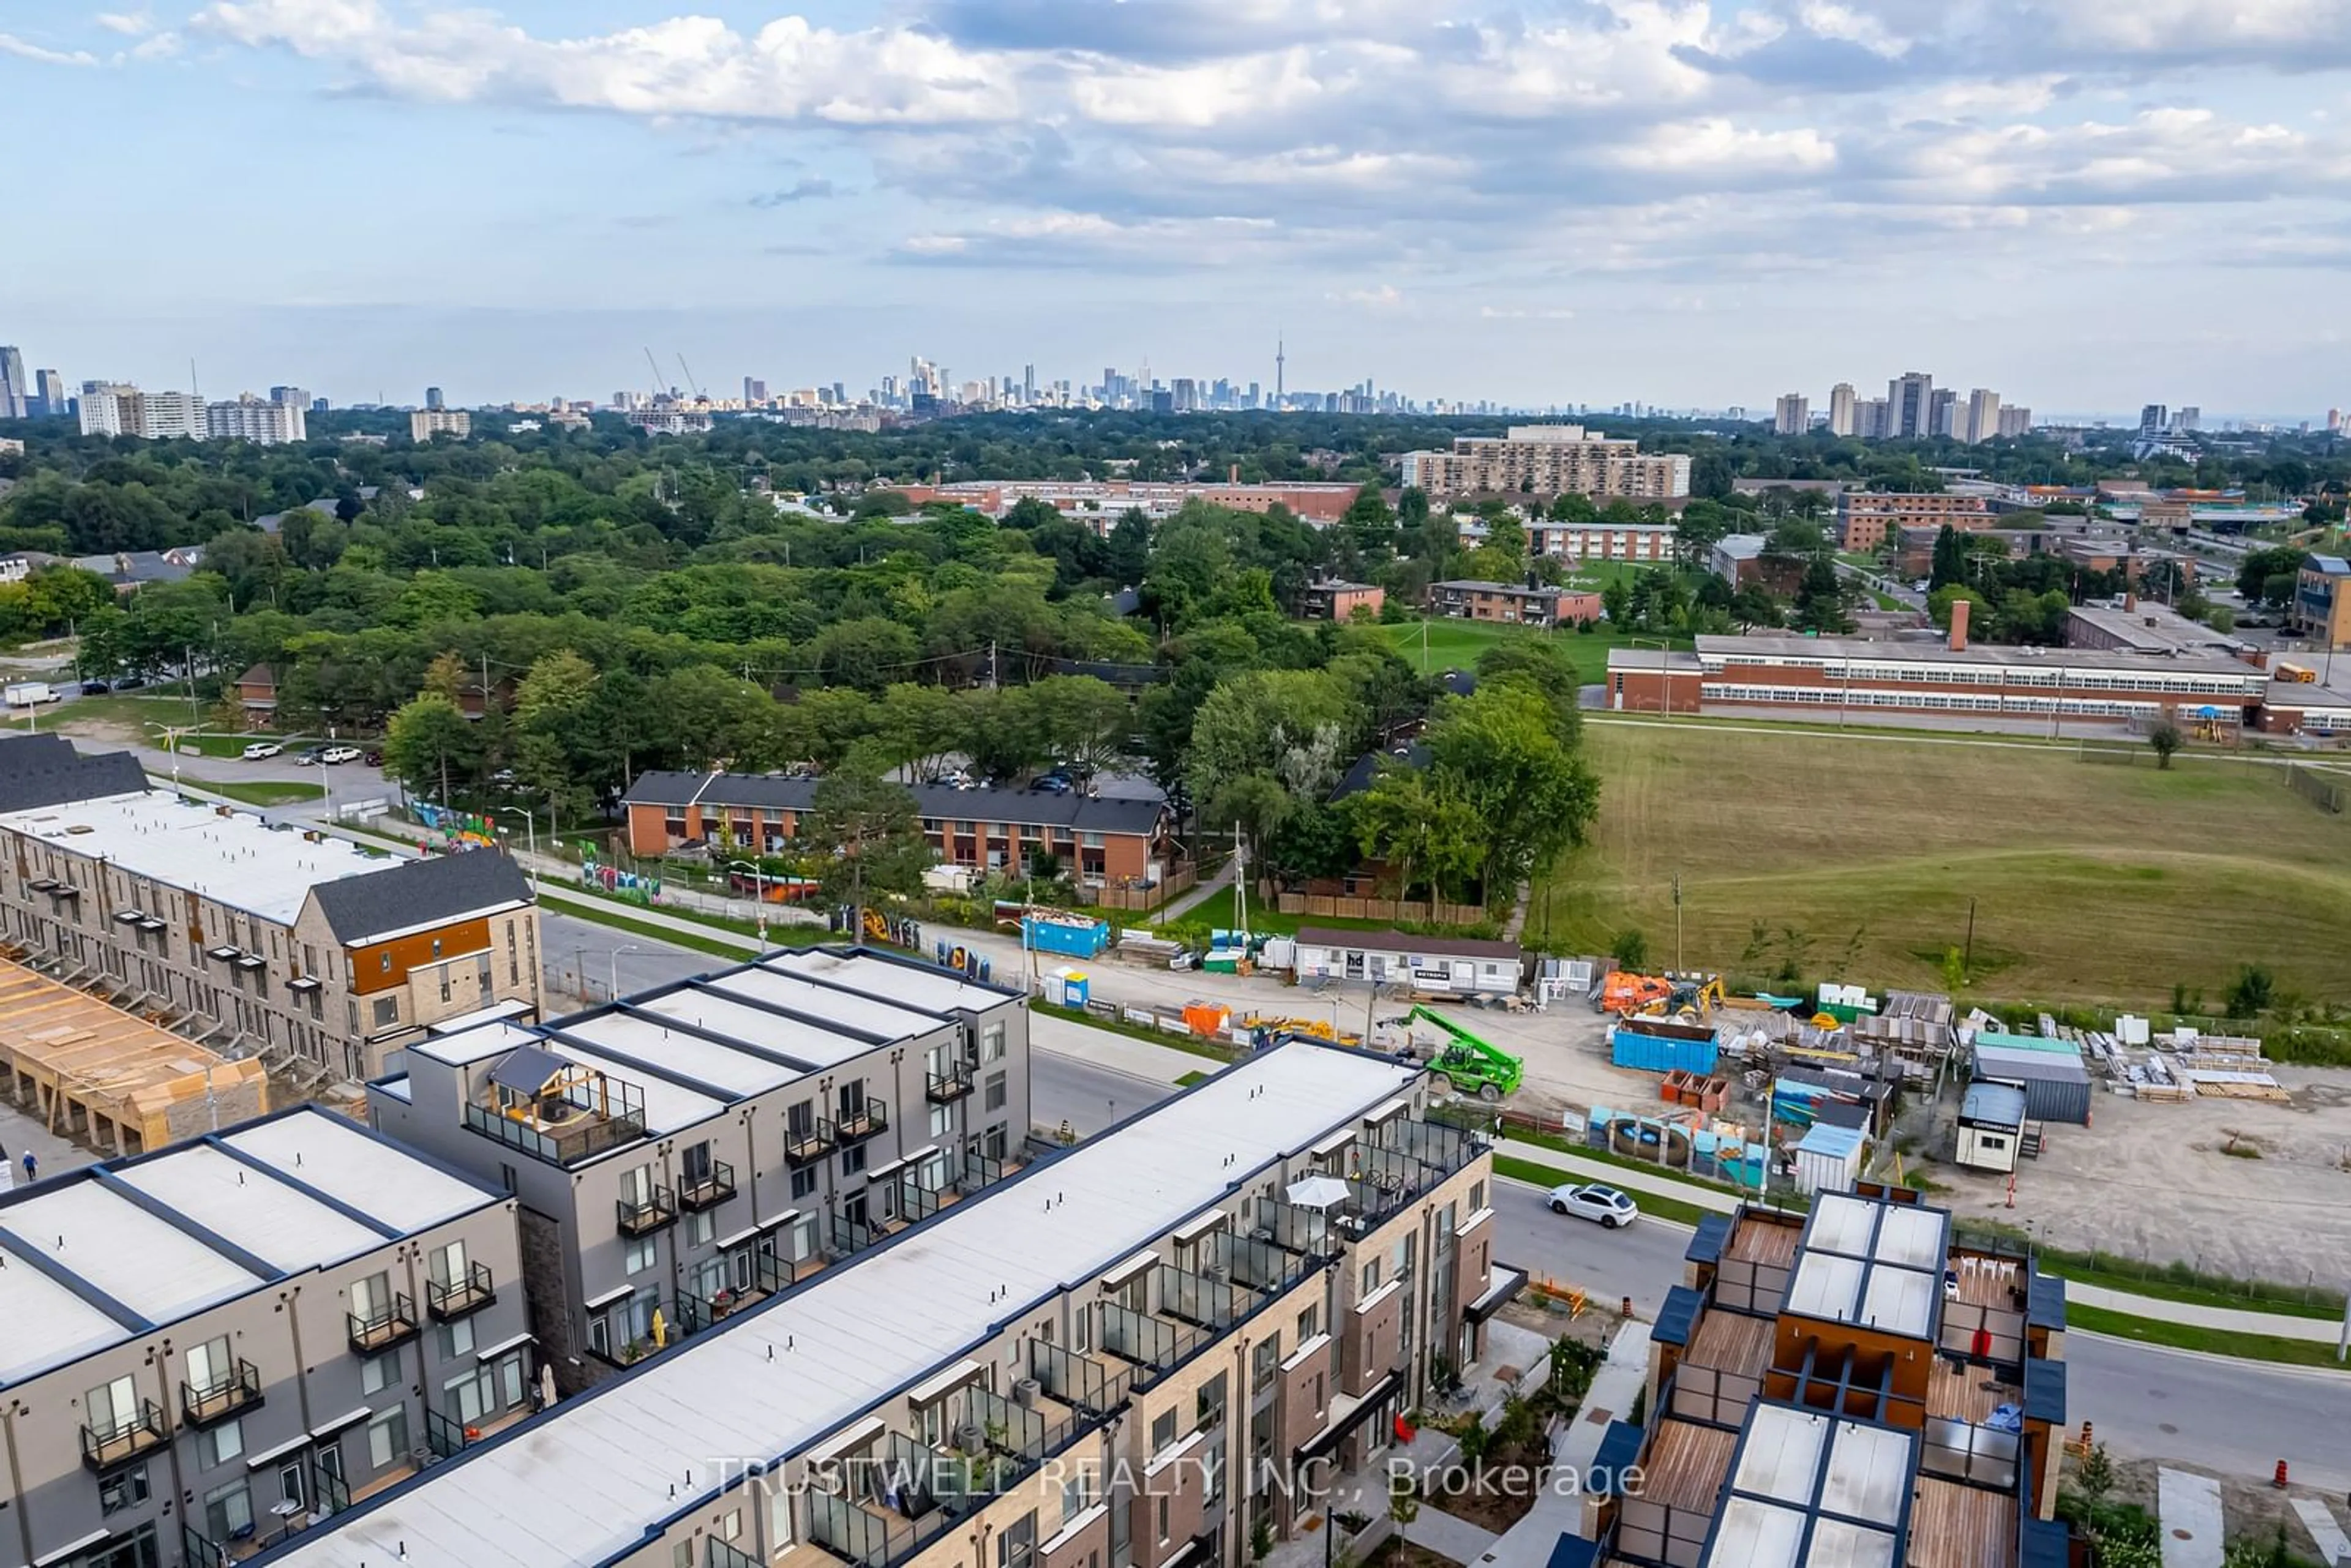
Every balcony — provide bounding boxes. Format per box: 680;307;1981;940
785;1119;839;1166
925;1067;973;1103
347;1292;420;1354
465;1095;647;1168
678;1160;737;1214
426;1261;498;1322
834;1100;888;1145
181;1359;263;1430
617;1184;680;1238
81;1398;167;1473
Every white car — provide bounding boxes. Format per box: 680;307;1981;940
320;745;362;765
241;741;283;760
1547;1183;1640;1229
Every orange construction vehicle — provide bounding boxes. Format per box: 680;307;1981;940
1599;971;1674;1015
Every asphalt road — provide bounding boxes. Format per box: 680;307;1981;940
540;909;721;1004
1032;1051;1177;1140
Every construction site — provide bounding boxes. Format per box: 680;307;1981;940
1064;924;2351;1283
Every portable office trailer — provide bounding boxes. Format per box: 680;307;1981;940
1956;1081;2029;1173
1970;1043;2091;1125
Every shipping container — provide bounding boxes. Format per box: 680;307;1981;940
1971;1043;2091;1125
1022;914;1110;958
1610;1021;1720;1075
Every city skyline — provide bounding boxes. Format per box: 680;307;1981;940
4;2;2350;416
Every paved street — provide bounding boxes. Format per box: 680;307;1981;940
540;909;720;1004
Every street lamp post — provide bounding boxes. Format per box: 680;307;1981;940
500;805;538;858
609;944;642;1003
727;860;770;953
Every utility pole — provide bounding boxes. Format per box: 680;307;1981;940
1963;897;1977;979
1672;872;1684;973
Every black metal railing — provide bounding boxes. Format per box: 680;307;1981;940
81;1398;167;1472
708;1538;762;1568
347;1292;419;1354
830;1211;887;1256
835;1100;888;1144
181;1359;263;1429
426;1406;472;1461
427;1261;497;1321
463;1097;647;1167
786;1119;839;1165
617;1184;679;1237
678;1160;737;1212
182;1522;240;1568
926;1067;973;1103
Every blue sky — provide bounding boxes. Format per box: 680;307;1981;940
6;0;2350;418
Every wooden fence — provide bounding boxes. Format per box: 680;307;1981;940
1273;891;1488;926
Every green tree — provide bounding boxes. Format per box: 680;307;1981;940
1611;929;1650;970
1425;683;1601;901
1929;524;1968;590
1790;558;1854;634
2225;963;2274;1017
800;763;933;911
2147;717;2183;769
382;692;479;803
1351;768;1482;904
1028;674;1133;778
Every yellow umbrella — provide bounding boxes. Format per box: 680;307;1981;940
651;1307;667;1349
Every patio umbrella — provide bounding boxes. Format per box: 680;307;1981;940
651;1307;667;1349
1285;1174;1352;1209
539;1362;558;1411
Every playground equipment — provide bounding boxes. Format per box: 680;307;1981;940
1388;1006;1524;1100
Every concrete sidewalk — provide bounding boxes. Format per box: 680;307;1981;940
2067;1282;2347;1345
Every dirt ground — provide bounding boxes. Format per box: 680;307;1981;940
1908;1067;2351;1282
2104;1455;2347;1562
1425;998;2351;1284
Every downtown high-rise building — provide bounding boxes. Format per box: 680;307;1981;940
1773;393;1810;435
0;346;27;419
34;369;68;418
1827;382;1857;437
1888;370;1934;439
1963;388;2003;444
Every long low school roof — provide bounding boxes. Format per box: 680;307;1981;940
259;1043;1423;1568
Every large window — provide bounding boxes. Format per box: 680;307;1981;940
367;1406;410;1470
204;1480;255;1546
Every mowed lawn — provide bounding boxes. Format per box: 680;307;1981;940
1542;723;2351;1006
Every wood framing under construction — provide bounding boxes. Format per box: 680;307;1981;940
0;958;268;1157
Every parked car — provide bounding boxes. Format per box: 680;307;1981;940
1032;773;1073;794
79;680;111;696
1547;1183;1640;1229
242;741;283;760
362;749;383;767
290;748;323;766
114;675;145;691
321;745;362;764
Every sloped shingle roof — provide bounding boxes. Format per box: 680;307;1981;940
307;849;534;944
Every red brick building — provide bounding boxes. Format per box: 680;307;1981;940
1603;620;2270;732
623;771;1179;887
1427;580;1601;628
1837;492;1990;552
1300;578;1386;620
1523;520;1678;564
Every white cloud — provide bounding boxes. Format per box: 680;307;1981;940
94;12;152;35
0;31;98;65
1329;283;1406;308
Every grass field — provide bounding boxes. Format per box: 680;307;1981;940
1540;723;2351;1006
1369;618;1689;685
1175;886;1394;936
196;778;326;807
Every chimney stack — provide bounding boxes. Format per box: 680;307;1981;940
1949;596;1970;653
1229;463;1240;484
2124;591;2137;612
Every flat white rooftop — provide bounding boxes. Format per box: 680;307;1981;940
223;1109;493;1237
643;981;913;1067
771;947;1018;1017
0;1107;501;1388
111;1144;387;1274
0;789;411;925
550;1011;808;1098
262;1043;1423;1568
716;958;962;1038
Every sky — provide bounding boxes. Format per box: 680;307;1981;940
6;0;2350;419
